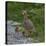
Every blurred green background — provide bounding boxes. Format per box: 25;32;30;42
6;2;45;42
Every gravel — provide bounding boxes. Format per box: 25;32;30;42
7;21;38;44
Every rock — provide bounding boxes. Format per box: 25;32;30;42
7;21;38;44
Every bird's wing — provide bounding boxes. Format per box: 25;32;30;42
27;20;36;32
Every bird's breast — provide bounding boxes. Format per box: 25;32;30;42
23;20;33;30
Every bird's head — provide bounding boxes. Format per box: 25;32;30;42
21;10;29;20
21;10;28;16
